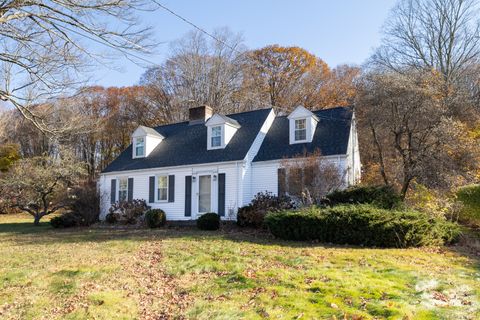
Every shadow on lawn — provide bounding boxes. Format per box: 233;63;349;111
0;219;337;249
1;218;480;267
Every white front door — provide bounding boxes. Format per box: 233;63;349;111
198;174;212;214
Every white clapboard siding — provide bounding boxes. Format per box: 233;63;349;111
99;161;241;221
250;156;349;199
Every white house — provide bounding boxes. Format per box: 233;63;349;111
98;105;361;220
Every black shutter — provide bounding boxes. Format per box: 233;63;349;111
278;168;286;196
149;176;155;203
110;179;116;204
185;176;192;216
127;178;134;201
168;175;175;202
218;173;226;216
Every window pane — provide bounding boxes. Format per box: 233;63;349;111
295;129;306;141
136;146;144;156
157;176;168;201
157;188;167;201
135;138;144;156
211;136;221;147
295;119;306;129
158;176;167;188
118;178;128;202
119;178;128;190
212;126;221;137
119;190;127;202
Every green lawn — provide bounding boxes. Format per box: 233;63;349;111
0;214;478;319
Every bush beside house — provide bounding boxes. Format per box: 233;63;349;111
50;212;82;228
145;209;166;228
108;199;148;225
237;191;294;228
265;204;460;247
325;185;402;209
197;212;220;230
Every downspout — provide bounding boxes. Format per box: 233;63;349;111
235;160;240;219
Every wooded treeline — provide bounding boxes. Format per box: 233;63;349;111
0;0;479;204
0;29;359;177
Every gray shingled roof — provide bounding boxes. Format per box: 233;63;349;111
102;106;353;173
102;108;272;173
253;106;353;162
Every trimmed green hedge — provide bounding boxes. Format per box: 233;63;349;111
197;212;220;230
457;184;480;225
145;209;166;228
325;185;402;209
50;212;81;228
265;205;460;248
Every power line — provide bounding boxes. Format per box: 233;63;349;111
154;1;243;55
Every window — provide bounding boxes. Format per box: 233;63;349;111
157;175;168;201
118;178;128;202
294;119;307;141
135;137;145;157
211;126;222;147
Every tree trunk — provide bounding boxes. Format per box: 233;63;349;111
33;213;44;226
400;176;412;201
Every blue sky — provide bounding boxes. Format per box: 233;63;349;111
95;0;397;87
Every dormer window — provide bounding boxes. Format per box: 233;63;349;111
131;126;164;159
288;106;319;145
134;137;145;157
294;119;307;141
206;113;241;150
211;126;222;148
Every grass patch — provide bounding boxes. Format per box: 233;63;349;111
0;213;478;319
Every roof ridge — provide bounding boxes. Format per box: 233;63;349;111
313;105;353;113
151;107;272;130
226;107;272;117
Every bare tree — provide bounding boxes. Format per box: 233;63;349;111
141;28;248;120
356;69;479;198
372;0;480;84
0;1;158;134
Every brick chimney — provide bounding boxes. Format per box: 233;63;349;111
189;105;213;125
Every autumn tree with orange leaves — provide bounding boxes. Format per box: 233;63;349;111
247;45;359;111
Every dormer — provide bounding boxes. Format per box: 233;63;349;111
131;126;164;158
205;114;241;150
287;106;319;144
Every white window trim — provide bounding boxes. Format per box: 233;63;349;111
294;118;308;143
155;174;169;202
133;137;146;158
209;125;224;150
117;177;129;202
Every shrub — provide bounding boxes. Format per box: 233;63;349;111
69;181;100;226
108;199;148;224
456;184;480;225
197;212;220;230
325;185;402;209
237;191;294;228
145;209;166;228
105;212;117;224
50;212;81;228
264;204;460;248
